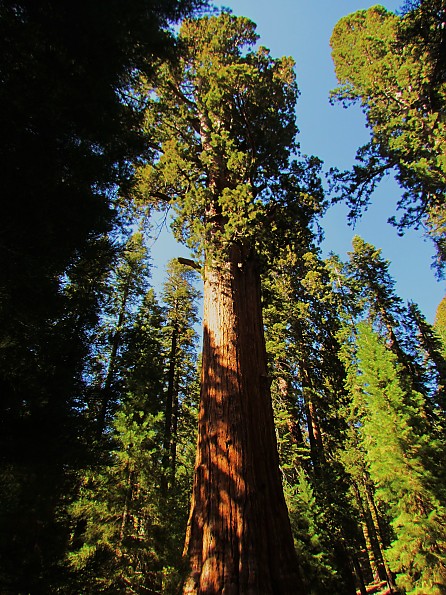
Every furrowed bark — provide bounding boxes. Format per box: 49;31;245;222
183;244;304;594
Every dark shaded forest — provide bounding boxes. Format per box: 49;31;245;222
0;1;445;593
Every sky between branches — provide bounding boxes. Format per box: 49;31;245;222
149;0;445;322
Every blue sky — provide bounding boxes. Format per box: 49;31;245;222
150;0;445;322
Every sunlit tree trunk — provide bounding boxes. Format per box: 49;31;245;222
183;244;304;594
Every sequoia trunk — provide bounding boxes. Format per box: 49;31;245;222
183;246;304;594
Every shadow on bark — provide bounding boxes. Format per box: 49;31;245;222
183;273;305;595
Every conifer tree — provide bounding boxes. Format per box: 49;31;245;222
136;12;325;592
66;289;167;593
90;231;153;435
408;301;446;417
350;322;446;594
337;388;397;593
435;295;446;332
66;261;201;593
346;236;426;394
263;245;365;594
0;1;206;588
160;259;201;491
330;2;446;268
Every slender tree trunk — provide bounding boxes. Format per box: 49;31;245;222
299;363;324;470
303;393;324;470
351;553;368;595
183;246;304;594
171;374;180;485
351;480;380;583
363;476;396;593
97;279;130;434
162;324;178;493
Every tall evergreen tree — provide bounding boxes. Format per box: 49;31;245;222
66;289;167;593
66;261;202;593
160;259;201;491
349;322;446;594
89;231;153;435
344;236;427;395
0;0;206;589
137;12;325;592
407;301;446;417
263;245;367;594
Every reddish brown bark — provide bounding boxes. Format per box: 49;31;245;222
183;246;304;594
363;476;396;592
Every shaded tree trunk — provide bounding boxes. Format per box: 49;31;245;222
183;245;304;594
162;324;178;493
303;390;324;470
97;278;131;435
351;480;381;584
351;553;368;595
363;476;396;593
170;375;180;485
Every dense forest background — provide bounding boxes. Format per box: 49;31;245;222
0;0;445;594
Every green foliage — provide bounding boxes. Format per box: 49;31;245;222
264;243;350;464
0;0;206;588
327;236;446;591
136;12;324;267
351;323;446;593
284;471;338;594
5;1;446;591
264;243;364;594
434;294;446;355
159;259;201;494
330;2;446;270
66;260;200;593
66;408;166;593
408;301;446;419
334;236;429;400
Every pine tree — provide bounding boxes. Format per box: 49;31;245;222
66;259;202;593
263;245;366;594
66;290;167;593
408;301;446;418
346;236;427;395
328;237;446;592
284;470;338;595
89;231;153;435
351;322;446;594
159;259;201;491
337;389;397;593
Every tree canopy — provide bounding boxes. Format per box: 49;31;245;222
330;1;446;270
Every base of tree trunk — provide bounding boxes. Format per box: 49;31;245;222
183;250;304;594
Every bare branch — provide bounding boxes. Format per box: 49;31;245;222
177;257;201;270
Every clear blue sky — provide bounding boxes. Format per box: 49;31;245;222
150;0;445;323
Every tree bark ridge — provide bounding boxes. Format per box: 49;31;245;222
183;246;303;594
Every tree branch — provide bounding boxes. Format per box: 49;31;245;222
177;257;201;270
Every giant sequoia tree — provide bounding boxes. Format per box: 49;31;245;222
137;12;324;593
